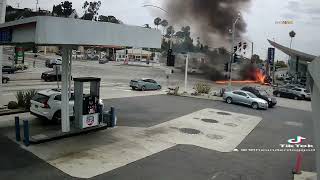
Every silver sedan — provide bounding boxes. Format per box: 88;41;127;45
223;90;269;110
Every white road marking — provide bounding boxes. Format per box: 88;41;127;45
284;121;304;127
21;108;262;178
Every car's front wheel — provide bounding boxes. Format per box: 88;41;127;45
294;96;299;100
276;93;281;97
226;97;232;104
157;85;162;90
141;86;146;91
132;87;136;90
252;102;259;109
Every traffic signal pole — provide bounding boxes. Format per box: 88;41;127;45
228;17;240;90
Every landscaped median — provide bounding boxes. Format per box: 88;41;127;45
0;90;37;116
167;82;225;101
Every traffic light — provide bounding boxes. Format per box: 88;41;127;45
167;54;175;67
238;42;242;48
234;46;237;53
167;49;175;66
243;42;247;50
224;63;229;72
233;54;241;63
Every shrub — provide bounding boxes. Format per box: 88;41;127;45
194;82;211;94
24;90;37;109
7;101;19;109
16;91;25;107
15;90;37;110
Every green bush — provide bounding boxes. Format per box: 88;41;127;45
7;101;19;109
16;91;25;107
194;82;211;94
15;90;37;110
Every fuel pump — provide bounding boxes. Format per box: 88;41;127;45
74;77;102;129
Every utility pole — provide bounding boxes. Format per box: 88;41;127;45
251;42;254;58
184;54;189;93
0;0;7;104
228;14;240;90
17;3;20;8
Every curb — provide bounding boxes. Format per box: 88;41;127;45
0;109;29;116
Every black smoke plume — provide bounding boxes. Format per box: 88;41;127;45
164;0;251;44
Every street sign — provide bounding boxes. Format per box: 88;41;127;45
15;47;25;64
268;48;275;65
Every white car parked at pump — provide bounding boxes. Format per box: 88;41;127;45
30;89;104;122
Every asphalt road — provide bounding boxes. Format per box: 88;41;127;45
0;95;315;180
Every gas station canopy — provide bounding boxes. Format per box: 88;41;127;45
0;16;161;48
268;39;316;62
0;16;162;133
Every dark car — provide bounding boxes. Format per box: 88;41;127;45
2;76;9;84
273;87;302;100
41;70;61;82
241;86;277;107
2;65;16;74
99;58;109;64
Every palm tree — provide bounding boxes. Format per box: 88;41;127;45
154;17;162;29
289;30;296;49
160;19;168;34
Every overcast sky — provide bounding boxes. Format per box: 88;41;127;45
7;0;320;60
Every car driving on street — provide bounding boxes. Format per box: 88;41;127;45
45;58;62;68
130;78;162;91
223;90;269;110
241;86;277;108
2;65;16;74
41;70;61;82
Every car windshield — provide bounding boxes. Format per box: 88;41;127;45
247;92;257;98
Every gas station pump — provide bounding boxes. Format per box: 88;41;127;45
74;77;103;129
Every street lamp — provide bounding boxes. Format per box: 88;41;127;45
228;13;241;90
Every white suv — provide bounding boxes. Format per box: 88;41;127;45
291;88;311;100
30;89;104;121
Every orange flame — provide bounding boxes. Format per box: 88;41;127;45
216;69;267;85
255;69;266;84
